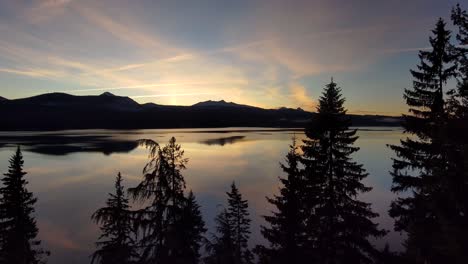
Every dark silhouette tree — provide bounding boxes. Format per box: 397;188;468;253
302;79;386;263
206;183;252;264
444;4;468;262
453;4;468;112
226;182;253;264
129;137;205;264
174;191;207;264
129;139;167;263
91;172;137;264
205;209;235;264
389;18;460;263
375;244;401;264
452;2;468;210
0;146;48;264
260;137;309;264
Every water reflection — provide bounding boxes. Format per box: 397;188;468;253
199;136;246;146
0;133;138;156
0;128;403;264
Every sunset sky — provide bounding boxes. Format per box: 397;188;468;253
0;0;461;115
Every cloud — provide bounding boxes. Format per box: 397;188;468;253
0;0;450;113
69;81;246;93
23;0;74;23
74;5;181;55
130;92;216;99
0;67;62;78
289;84;316;111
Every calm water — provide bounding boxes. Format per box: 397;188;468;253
0;128;404;264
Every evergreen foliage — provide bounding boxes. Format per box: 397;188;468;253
301;79;386;263
175;191;207;264
128;137;205;264
0;146;48;264
206;182;252;264
226;182;253;264
388;18;463;263
205;209;236;264
260;137;309;264
91;173;137;264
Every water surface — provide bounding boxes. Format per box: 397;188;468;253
0;128;404;264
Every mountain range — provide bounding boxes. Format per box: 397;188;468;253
0;92;401;130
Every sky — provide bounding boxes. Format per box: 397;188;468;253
0;0;463;115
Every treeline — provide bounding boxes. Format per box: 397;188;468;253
2;3;468;264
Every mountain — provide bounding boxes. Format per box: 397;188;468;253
0;96;8;101
8;92;141;112
192;100;257;109
0;92;401;130
142;102;161;109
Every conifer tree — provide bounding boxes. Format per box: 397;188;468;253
129;139;167;263
175;191;207;264
129;137;205;263
260;137;309;264
446;5;468;261
205;209;236;264
0;146;48;264
226;182;252;264
206;183;252;264
302;79;385;263
91;172;137;264
453;4;468;111
389;18;459;263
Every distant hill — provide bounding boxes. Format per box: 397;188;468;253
0;96;8;101
0;92;401;130
10;92;140;112
192;100;257;109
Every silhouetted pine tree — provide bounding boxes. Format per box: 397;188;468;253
129;137;205;264
375;244;401;264
453;4;468;112
226;182;253;264
91;172;137;264
205;209;235;264
260;137;309;264
302;79;385;263
389;18;459;263
452;1;468;207
129;139;167;263
174;191;207;264
446;4;468;261
0;146;48;264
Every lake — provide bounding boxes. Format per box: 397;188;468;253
0;127;405;264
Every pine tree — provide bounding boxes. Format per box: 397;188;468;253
129;139;168;263
226;182;252;264
446;5;468;261
452;4;468;111
174;191;207;264
302;79;385;263
91;173;137;264
0;146;48;264
206;183;252;264
129;137;205;263
260;137;309;264
205;209;236;264
389;18;459;263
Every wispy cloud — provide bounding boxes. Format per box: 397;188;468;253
0;0;449;113
130;92;216;99
69;81;246;93
0;67;62;78
75;5;181;55
24;0;74;23
289;84;316;111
